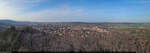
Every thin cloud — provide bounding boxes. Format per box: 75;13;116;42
0;0;86;22
0;0;45;20
17;5;86;22
0;0;150;22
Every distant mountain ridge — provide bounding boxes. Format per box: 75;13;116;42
0;19;150;24
0;20;33;25
0;20;17;23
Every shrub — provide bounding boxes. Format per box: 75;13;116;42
0;27;21;51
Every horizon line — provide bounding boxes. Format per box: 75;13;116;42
0;19;150;23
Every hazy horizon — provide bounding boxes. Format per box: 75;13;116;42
1;19;150;23
0;0;150;22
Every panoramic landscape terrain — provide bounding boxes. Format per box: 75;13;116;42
0;20;150;52
0;0;150;52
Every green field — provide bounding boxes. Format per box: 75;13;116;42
113;24;150;39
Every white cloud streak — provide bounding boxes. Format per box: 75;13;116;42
0;0;149;22
0;0;44;20
18;6;86;22
0;0;86;22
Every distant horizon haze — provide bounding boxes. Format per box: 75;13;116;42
0;19;150;23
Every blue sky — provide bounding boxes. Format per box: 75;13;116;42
0;0;150;22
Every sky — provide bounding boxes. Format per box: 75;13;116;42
0;0;150;22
